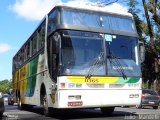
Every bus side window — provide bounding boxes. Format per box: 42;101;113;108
48;10;57;35
21;49;25;63
31;34;37;55
37;23;45;50
24;44;27;61
26;42;30;59
18;52;22;66
13;57;16;72
15;55;18;69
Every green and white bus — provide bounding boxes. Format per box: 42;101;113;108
12;5;143;116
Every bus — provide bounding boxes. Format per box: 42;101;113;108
12;5;144;116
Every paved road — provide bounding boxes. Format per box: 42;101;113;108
2;103;160;120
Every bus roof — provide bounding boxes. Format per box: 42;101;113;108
13;3;134;60
49;3;132;18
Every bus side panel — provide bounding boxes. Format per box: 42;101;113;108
19;64;28;104
13;70;21;103
23;53;45;106
26;56;39;97
12;71;18;102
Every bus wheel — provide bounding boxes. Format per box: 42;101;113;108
100;107;115;116
18;97;22;110
42;94;51;116
153;106;158;109
136;104;142;109
18;98;27;110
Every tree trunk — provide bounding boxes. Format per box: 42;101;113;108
142;0;160;94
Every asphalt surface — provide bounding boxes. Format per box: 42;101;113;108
2;102;160;120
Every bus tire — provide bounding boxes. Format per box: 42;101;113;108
100;107;115;116
18;97;23;110
0;112;3;118
23;104;33;110
153;106;158;109
136;104;142;109
18;97;29;110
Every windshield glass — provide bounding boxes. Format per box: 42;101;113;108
105;35;141;77
61;8;136;33
106;35;136;60
59;30;140;77
61;30;105;76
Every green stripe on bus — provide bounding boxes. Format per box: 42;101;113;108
116;77;140;84
26;56;39;97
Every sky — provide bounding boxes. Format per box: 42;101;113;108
0;0;133;80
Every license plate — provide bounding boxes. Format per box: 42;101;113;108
148;101;155;104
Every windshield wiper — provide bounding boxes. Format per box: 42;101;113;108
85;52;105;79
108;54;127;80
107;42;127;80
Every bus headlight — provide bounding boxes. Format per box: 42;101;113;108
68;83;75;88
68;95;81;100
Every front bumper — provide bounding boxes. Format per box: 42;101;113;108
54;89;142;108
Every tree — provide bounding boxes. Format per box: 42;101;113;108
142;0;160;93
96;0;119;6
128;0;145;42
148;0;160;30
0;79;12;94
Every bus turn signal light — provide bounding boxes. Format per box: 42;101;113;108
60;83;66;88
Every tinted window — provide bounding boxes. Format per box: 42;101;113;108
3;94;8;97
48;10;57;35
106;35;137;60
61;31;104;75
61;9;136;33
143;90;158;95
37;22;45;49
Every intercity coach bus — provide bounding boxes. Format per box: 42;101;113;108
12;5;144;116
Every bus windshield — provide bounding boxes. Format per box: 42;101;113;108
61;30;105;76
61;8;136;33
60;30;141;77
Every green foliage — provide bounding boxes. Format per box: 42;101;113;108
142;81;154;90
155;40;160;52
142;42;156;82
127;0;146;42
0;79;12;94
142;82;148;89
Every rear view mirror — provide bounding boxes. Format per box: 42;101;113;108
139;41;145;63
